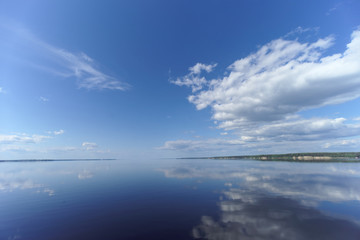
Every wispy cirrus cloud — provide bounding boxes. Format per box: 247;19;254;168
326;2;343;16
1;23;130;91
43;45;130;90
284;26;319;38
166;29;360;153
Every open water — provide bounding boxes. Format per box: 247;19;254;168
1;158;360;239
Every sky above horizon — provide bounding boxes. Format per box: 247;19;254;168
1;0;360;159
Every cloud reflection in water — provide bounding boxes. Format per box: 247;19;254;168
160;160;360;239
161;161;360;204
193;193;360;240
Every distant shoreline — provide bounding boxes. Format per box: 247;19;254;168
0;159;117;163
179;152;360;162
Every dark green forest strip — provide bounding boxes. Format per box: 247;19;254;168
180;152;360;162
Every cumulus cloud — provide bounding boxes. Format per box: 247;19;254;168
167;29;360;152
322;138;360;149
160;116;360;153
159;138;247;153
187;31;360;123
160;136;360;155
53;129;64;135
170;63;217;92
230;117;360;141
189;63;217;74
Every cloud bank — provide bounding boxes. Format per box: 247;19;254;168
165;29;360;153
185;30;360;125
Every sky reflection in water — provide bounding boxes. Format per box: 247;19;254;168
0;159;360;239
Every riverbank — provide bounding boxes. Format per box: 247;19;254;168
180;152;360;162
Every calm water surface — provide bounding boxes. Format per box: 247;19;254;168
1;159;360;239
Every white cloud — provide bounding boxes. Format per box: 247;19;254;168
284;26;319;38
326;2;343;16
322;138;360;149
0;131;111;159
39;96;49;102
189;63;217;75
0;133;51;144
0;145;32;153
0;87;4;93
170;63;217;92
0;131;70;157
159;138;244;152
159;135;360;155
82;142;98;150
53;129;64;135
1;24;130;91
186;33;354;122
229;117;360;141
45;45;130;90
168;29;360;152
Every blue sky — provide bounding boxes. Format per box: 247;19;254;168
0;0;360;159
